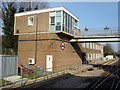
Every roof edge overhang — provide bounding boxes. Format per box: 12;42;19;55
15;6;79;21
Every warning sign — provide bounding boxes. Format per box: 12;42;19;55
60;42;65;50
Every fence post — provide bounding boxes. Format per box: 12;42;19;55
44;69;46;80
21;67;23;87
51;72;53;78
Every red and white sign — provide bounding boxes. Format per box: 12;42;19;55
60;42;65;50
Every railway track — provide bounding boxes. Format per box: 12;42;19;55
87;59;120;89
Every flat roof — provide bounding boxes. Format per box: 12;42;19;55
15;6;79;21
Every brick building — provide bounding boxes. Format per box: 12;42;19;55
14;7;103;72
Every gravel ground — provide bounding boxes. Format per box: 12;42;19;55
41;68;105;88
36;59;119;88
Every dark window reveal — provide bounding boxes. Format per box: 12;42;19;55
51;17;55;24
56;26;61;31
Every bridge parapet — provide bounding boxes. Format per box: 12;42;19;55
78;27;119;37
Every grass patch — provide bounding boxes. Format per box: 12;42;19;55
22;73;43;79
0;78;11;85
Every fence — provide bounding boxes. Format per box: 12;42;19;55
0;58;109;88
0;58;117;89
0;62;84;88
0;55;18;78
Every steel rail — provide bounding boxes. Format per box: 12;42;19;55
94;67;120;89
89;60;119;89
94;69;119;89
91;61;117;88
115;80;120;90
111;69;120;89
90;66;114;89
110;70;119;89
100;68;120;89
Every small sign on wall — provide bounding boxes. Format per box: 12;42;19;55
60;42;65;50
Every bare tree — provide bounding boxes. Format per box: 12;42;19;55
14;1;49;11
1;1;49;54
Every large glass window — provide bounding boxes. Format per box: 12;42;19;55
50;10;79;34
56;11;61;31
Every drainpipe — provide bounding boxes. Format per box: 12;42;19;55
35;14;38;65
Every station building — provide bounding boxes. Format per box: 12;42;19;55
14;7;103;72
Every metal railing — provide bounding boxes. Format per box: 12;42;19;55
0;62;82;88
79;27;119;36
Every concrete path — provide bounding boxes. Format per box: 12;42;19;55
4;75;21;83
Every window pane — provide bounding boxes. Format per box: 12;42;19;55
65;13;67;27
86;43;89;48
50;11;55;16
65;27;67;32
56;11;61;16
63;26;64;31
63;11;65;25
70;16;72;29
68;29;70;33
68;15;70;28
82;43;85;47
57;22;60;25
56;16;61;25
56;17;61;21
49;25;55;31
28;16;34;25
67;28;68;33
75;20;77;26
90;43;93;49
51;17;55;24
56;26;61;31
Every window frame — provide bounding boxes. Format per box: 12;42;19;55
50;16;55;25
28;16;34;26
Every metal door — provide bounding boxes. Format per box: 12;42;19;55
46;55;53;72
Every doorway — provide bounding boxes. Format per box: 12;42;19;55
46;55;53;72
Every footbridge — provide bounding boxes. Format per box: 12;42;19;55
70;27;120;42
